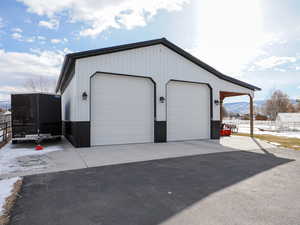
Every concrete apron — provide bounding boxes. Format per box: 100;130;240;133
0;136;277;179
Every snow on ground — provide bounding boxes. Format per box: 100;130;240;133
223;119;300;139
0;143;63;175
237;124;300;139
0;177;21;216
268;142;281;146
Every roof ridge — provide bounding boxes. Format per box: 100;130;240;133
56;38;261;92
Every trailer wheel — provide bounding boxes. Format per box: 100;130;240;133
12;140;18;144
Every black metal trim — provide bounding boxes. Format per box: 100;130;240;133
89;72;157;146
154;121;166;143
56;38;261;93
211;120;221;139
63;121;90;147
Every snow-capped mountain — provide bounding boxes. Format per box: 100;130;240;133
224;99;297;114
223;100;265;114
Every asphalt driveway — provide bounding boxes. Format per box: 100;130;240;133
9;149;300;225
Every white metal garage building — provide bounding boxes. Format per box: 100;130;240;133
56;38;260;147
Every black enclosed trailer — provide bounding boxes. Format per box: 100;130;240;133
11;93;61;143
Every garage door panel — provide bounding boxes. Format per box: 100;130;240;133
167;81;210;141
91;74;154;146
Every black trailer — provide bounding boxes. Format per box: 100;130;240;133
11;93;62;144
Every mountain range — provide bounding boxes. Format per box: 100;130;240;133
0;101;10;111
224;99;298;114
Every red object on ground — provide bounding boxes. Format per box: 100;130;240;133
220;129;231;136
220;123;232;136
35;145;44;151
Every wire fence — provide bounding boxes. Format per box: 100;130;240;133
0;121;11;146
223;119;300;132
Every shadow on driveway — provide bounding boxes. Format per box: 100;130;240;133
10;151;293;225
251;137;274;156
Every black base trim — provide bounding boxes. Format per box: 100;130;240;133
154;121;167;143
211;120;221;139
63;121;90;147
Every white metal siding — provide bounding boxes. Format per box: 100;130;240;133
90;73;154;146
75;44;254;122
167;81;210;141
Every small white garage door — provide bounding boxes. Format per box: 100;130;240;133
91;73;154;146
167;81;210;141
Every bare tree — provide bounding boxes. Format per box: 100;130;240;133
23;76;57;93
296;99;300;112
264;90;294;120
221;105;229;118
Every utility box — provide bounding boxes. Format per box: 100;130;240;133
11;93;62;143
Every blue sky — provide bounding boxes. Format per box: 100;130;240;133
0;0;299;102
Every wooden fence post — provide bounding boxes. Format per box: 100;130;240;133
4;122;7;142
249;95;254;137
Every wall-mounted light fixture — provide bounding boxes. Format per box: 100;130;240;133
159;96;165;103
82;91;88;100
214;100;220;105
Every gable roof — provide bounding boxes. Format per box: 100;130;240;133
55;38;261;92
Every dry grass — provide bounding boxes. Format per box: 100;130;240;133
0;179;22;225
234;133;300;151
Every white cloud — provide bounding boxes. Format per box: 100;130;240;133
296;66;300;71
0;49;64;76
11;32;22;40
11;33;40;43
189;0;278;75
62;48;72;54
0;49;66;100
37;35;46;40
0;17;4;28
18;0;189;37
255;56;296;70
0;85;27;94
38;18;59;29
51;38;61;44
51;38;68;44
11;28;22;33
26;37;35;43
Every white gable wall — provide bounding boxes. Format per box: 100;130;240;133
71;44;254;122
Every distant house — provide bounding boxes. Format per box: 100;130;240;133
276;113;300;131
0;111;11;123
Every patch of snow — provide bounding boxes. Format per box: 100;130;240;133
224;119;300;134
237;125;300;139
268;142;281;146
0;177;21;216
0;143;63;175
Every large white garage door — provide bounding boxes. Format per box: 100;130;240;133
91;74;154;146
167;81;210;141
